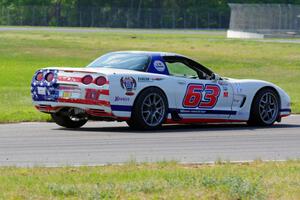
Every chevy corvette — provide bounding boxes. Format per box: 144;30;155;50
31;51;291;129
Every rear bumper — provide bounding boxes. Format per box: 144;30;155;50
33;100;116;118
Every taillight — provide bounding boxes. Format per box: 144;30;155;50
45;72;54;82
95;76;107;86
36;72;44;81
82;75;93;85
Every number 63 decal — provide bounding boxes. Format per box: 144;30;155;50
183;84;221;108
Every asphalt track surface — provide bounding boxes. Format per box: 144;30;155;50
0;115;299;167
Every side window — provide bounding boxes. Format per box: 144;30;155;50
165;62;198;78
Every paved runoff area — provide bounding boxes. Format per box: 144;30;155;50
0;115;299;167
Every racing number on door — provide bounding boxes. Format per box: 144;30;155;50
183;84;220;108
183;84;203;107
200;85;221;108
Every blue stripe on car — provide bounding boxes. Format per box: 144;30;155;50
111;105;236;115
111;105;132;112
169;108;236;115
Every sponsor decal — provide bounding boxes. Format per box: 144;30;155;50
58;76;82;83
153;60;166;72
138;77;164;82
177;108;236;115
222;86;229;97
218;80;228;86
138;77;152;82
120;77;137;96
114;96;130;102
236;83;243;93
152;77;164;81
223;91;229;97
180;109;207;114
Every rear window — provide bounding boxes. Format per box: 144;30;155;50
87;53;150;71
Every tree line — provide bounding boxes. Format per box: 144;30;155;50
0;0;299;28
1;0;300;8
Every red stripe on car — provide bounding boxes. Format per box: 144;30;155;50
116;117;130;121
99;89;109;95
57;98;110;106
86;109;113;117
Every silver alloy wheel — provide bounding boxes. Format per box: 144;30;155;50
258;92;278;124
141;93;165;127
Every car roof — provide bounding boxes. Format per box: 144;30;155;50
92;51;214;77
110;50;184;57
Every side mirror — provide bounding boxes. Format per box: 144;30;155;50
213;73;221;81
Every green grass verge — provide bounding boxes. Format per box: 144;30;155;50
0;161;299;199
0;28;299;122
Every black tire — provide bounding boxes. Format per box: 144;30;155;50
248;88;280;126
51;111;87;128
127;87;168;130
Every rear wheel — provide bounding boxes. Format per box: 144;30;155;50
51;108;88;128
248;88;279;126
127;87;168;130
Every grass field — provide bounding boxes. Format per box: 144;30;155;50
0;160;299;199
0;28;299;122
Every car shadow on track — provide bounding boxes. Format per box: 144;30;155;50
57;123;300;133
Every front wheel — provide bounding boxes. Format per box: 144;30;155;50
127;87;168;130
248;88;280;126
51;108;88;128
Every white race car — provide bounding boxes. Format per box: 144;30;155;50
31;51;291;129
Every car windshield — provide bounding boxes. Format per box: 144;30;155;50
87;53;150;71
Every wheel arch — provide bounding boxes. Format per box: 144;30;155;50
249;86;281;123
132;86;170;111
251;86;281;111
127;85;169;129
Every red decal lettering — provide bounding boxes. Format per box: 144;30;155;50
183;84;220;108
199;85;220;108
183;84;203;107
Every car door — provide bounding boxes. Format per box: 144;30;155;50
165;60;234;120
